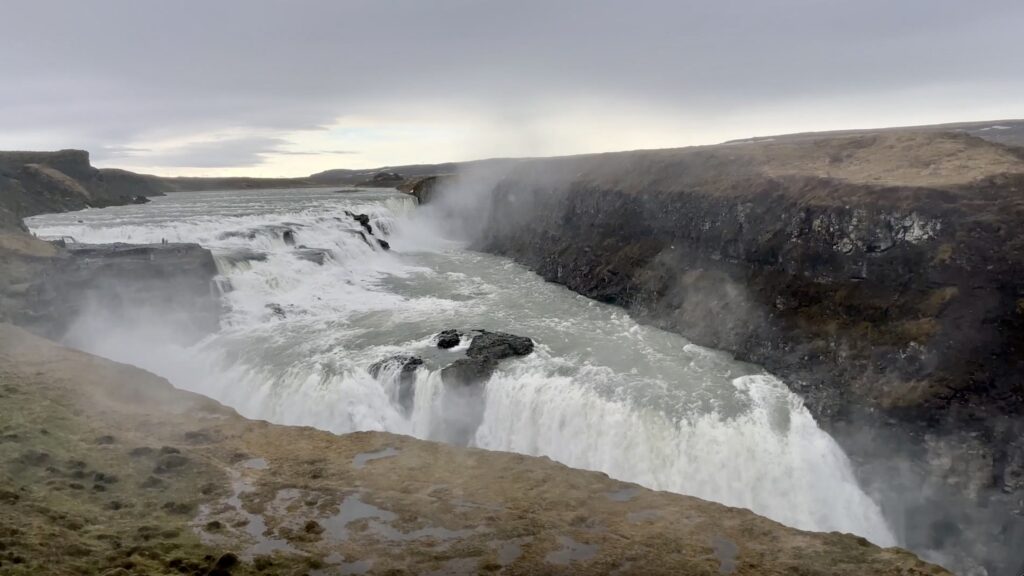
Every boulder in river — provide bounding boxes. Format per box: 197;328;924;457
345;211;373;234
466;330;534;360
368;354;424;414
440;330;534;388
435;329;462;349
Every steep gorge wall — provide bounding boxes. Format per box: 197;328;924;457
458;133;1024;574
0;150;219;344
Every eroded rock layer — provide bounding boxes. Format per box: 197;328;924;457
462;131;1024;574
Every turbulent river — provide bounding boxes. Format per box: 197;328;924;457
27;187;896;546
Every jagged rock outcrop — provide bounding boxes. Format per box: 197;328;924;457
440;330;534;387
0;241;221;344
0;150;168;220
0;323;950;575
454;131;1024;575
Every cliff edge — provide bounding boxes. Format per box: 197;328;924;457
435;130;1024;574
0;323;947;575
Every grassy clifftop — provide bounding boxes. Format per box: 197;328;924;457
0;324;947;575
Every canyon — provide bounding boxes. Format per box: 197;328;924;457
1;120;1023;574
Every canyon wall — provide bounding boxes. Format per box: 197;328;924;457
447;131;1024;574
0;150;220;344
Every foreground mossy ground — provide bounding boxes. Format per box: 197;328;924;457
0;324;950;575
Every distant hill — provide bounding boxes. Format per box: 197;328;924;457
725;119;1024;148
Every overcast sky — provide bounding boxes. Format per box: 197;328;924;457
2;0;1022;177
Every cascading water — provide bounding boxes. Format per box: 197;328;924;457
27;187;897;547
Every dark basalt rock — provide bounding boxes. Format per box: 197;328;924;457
368;355;424;414
439;330;534;388
345;211;373;234
440;357;497;387
282;229;296;246
377;238;390;251
436;329;462;349
466;330;534;360
469;150;1024;575
265;303;286;319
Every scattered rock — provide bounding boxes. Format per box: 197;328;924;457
140;476;166;489
282;229;296;246
17;450;50;466
265;303;286;319
303;520;324;535
159;446;181;455
154;454;188;474
94;434;115;445
128;447;154;458
215;552;239;569
205;520;223;531
93;472;118;484
436;329;462;349
377;238;390;251
161;501;193;515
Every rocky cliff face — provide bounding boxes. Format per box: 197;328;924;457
0;239;221;345
453;131;1024;575
0;150;163;223
0;150;220;344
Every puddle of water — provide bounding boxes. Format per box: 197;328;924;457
545;535;598;565
323;494;397;540
352;447;399;469
192;462;298;560
606;487;642;502
242;457;269;470
322;493;477;545
712;536;738;575
494;537;531;565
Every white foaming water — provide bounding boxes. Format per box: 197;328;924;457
27;187;896;546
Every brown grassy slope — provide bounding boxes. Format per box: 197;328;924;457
0;324;947;576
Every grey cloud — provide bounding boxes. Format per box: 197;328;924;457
111;136;294;168
1;0;1022;167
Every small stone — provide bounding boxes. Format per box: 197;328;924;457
154;454;188;474
140;476;165;489
95;435;116;445
129;447;155;458
17;450;50;466
215;552;239;569
436;329;461;349
159;446;181;455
